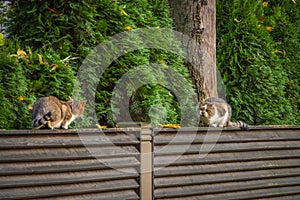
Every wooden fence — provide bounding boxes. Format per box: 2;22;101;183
0;126;300;199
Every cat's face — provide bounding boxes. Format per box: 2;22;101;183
68;97;86;116
199;102;215;118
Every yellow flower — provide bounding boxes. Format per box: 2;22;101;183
17;49;27;58
124;26;132;31
17;96;25;101
262;1;268;7
265;26;273;32
38;54;49;65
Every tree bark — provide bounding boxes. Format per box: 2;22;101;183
168;0;217;100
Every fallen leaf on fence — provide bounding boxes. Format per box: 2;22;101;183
96;124;107;129
161;124;180;129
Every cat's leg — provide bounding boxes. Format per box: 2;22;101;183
61;115;75;129
218;117;228;128
60;120;68;129
61;125;69;129
215;123;224;128
227;121;234;127
210;123;218;127
47;121;54;130
61;119;73;129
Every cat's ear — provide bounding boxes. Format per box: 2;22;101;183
81;100;87;106
68;96;73;101
200;99;205;105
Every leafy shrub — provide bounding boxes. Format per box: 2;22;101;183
0;39;76;129
217;0;299;125
4;0;195;128
265;0;300;124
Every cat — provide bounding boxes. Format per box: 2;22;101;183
199;97;249;130
32;96;86;129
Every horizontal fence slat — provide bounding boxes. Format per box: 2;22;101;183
154;149;300;167
0;146;139;162
0;168;138;188
154;158;300;177
31;190;140;200
154;167;300;188
155;185;300;200
0;157;139;175
0;179;139;200
153;129;300;144
0;132;139;149
0;128;141;135
154;141;300;155
154;177;300;199
255;194;300;200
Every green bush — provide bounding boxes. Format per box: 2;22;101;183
4;0;195;128
0;40;33;129
265;0;300;124
217;0;299;125
2;0;298;129
0;39;76;129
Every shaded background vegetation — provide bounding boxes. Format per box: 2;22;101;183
217;0;299;125
0;0;299;129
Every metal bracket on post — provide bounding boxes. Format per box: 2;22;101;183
140;127;153;200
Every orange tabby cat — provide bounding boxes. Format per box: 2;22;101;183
32;96;86;129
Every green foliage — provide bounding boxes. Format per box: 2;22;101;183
2;0;298;129
3;0;194;128
217;0;299;125
0;1;8;33
0;40;33;128
0;39;76;129
7;0;97;58
265;0;300;124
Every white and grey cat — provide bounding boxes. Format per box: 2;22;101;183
199;97;249;130
32;96;86;129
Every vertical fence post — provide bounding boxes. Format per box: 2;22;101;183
140;128;153;200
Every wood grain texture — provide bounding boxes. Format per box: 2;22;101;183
1;126;300;199
153;127;300;199
0;130;140;200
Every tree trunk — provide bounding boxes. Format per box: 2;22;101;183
168;0;217;100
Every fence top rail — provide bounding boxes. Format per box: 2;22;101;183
0;125;299;135
0;128;141;135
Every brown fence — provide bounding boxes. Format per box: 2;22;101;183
1;126;300;200
153;127;300;200
0;129;141;200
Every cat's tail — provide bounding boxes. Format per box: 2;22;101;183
229;120;249;130
32;112;52;128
